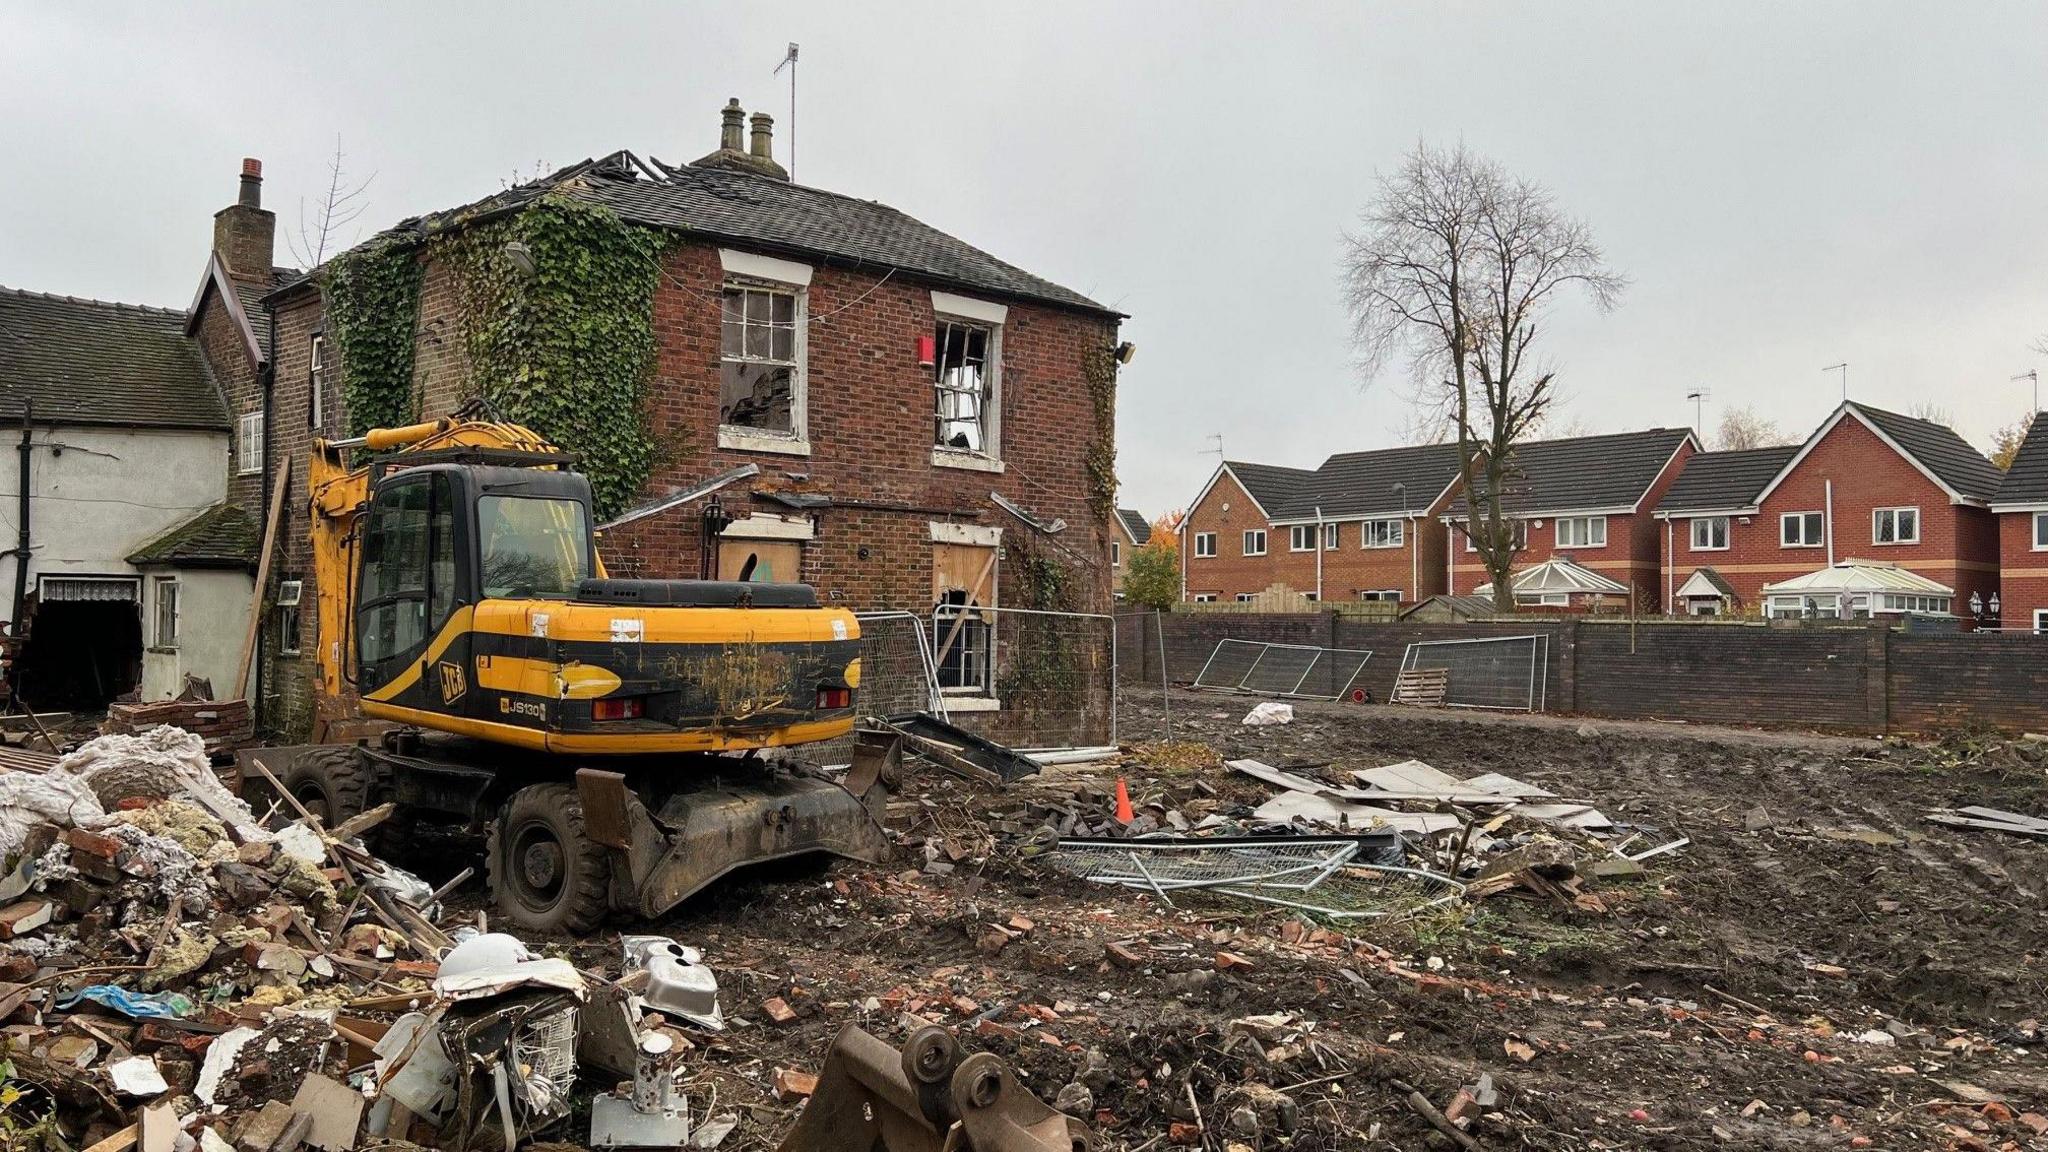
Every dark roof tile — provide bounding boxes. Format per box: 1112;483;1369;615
1224;443;1468;522
0;286;226;429
1852;403;2002;502
127;502;259;567
1116;508;1151;544
1657;446;1799;513
1994;412;2048;505
1447;428;1696;516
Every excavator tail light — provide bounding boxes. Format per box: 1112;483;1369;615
591;696;647;721
816;686;852;711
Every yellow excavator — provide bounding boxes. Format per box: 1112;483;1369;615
265;417;888;932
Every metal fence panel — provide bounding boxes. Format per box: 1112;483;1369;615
1398;634;1549;711
1193;640;1373;701
933;605;1117;749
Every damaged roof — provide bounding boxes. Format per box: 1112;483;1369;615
1993;413;2048;506
1657;446;1800;514
0;286;227;429
347;152;1117;319
127;502;260;568
1447;428;1697;517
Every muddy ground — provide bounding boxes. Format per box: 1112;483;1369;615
430;688;2048;1151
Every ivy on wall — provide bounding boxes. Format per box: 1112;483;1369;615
323;240;424;436
439;193;665;520
1083;343;1118;525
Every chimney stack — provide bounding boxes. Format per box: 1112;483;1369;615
689;99;789;182
213;156;276;284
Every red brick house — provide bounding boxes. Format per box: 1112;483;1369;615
1443;428;1698;610
1989;412;2048;631
252;104;1124;734
1653;402;2001;623
1178;444;1466;604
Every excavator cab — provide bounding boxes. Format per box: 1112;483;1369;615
263;419;890;934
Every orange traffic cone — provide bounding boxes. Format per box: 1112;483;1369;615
1114;778;1135;824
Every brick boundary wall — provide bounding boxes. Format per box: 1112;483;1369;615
1113;612;2048;736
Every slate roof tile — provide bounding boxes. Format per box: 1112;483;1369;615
1657;446;1799;513
127;502;259;567
1993;413;2048;505
1852;403;2002;503
1446;428;1696;516
0;286;226;429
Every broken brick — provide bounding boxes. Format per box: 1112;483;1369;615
1007;914;1035;933
1106;941;1144;968
0;900;52;939
1169;1121;1203;1145
762;997;799;1025
1214;951;1255;973
62;827;122;860
773;1068;819;1100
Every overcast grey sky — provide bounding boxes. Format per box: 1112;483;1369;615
4;3;2044;518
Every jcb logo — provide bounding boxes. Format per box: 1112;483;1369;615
438;661;467;704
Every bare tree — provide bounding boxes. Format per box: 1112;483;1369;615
286;136;374;270
1343;143;1625;612
1714;404;1792;450
1907;401;1955;427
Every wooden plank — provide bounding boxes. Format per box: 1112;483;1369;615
235;456;291;701
1955;805;2048;832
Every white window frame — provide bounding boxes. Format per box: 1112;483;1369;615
1690;516;1729;551
1781;511;1825;548
1359;589;1401;602
1242;529;1267;557
1872;506;1920;546
717;252;812;456
1193;532;1217;558
1191;593;1217;603
1323;523;1340;550
1235;593;1256;602
931;292;1006;471
152;576;180;649
308;334;326;430
236;411;263;475
1288;525;1316;552
276;578;303;656
1361;519;1404;549
2035;512;2048;551
2035;608;2048;634
1515;591;1571;607
1463;520;1528;551
1555;516;1607;549
1110;541;1120;568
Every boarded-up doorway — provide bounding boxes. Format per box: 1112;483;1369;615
932;543;997;695
718;539;803;583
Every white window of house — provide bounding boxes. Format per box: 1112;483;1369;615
236;411;263;475
1191;593;1217;603
1690;516;1729;550
1323;523;1340;550
1359;589;1401;602
1243;529;1267;556
1878;593;1950;614
1193;532;1217;558
1235;593;1256;602
932;298;1003;462
1361;519;1404;549
1110;541;1121;568
1515;591;1571;607
152;576;180;648
2035;608;2048;633
1289;525;1316;552
1689;600;1722;616
2035;512;2048;550
308;335;326;430
720;282;806;445
1555;516;1607;548
1464;521;1528;551
276;579;304;655
1873;506;1920;545
1781;511;1825;547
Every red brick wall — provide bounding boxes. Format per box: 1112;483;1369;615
1998;510;2048;630
1661;416;1999;620
192;286;265;511
1178;469;1451;603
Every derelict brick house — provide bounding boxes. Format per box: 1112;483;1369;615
1987;412;2048;630
254;103;1124;738
1653;402;2001;623
1178;444;1466;604
1442;428;1698;609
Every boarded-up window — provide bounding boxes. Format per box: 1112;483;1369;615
932;543;997;694
718;539;803;583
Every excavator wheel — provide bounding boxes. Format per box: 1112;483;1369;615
281;746;376;831
488;783;610;935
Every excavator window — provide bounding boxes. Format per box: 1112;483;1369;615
357;472;456;683
478;495;590;599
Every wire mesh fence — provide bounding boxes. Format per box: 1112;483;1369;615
933;605;1117;749
1192;639;1374;701
852;611;946;720
1048;836;1462;919
1397;634;1550;711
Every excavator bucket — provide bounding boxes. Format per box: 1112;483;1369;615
777;1025;1091;1152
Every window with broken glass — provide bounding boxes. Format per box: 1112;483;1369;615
720;284;802;435
933;318;998;454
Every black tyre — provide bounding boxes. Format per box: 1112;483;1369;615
280;745;375;830
488;783;610;935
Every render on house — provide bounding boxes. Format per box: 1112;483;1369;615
0;287;252;708
1654;401;2002;624
1112;507;1151;597
1441;428;1699;609
252;103;1124;738
1988;411;2048;631
1179;443;1467;603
